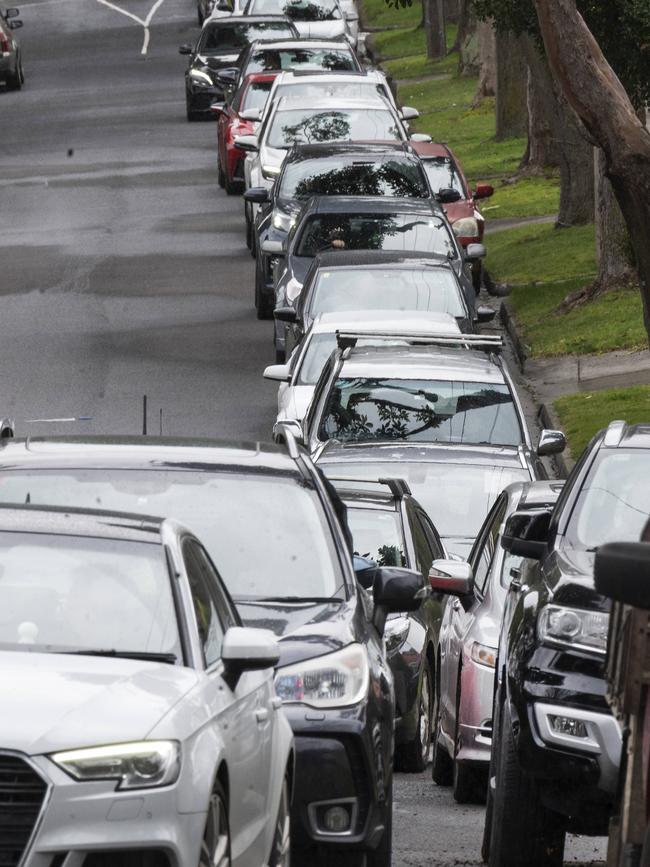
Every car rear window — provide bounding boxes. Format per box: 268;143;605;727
245;47;357;74
268;107;402;149
199;21;294;52
280;157;427;200
249;0;341;19
242;78;274;112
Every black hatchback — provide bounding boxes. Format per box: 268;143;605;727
179;16;297;120
0;435;423;867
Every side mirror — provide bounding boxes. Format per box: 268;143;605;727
210;101;226;116
501;508;552;560
4;8;20;18
8;17;22;27
537;429;566;457
354;554;377;590
409;133;432;143
234;134;259;153
465;243;486;261
274;419;303;446
345;9;358;19
263;363;291;382
373;567;426;634
595;542;650;609
476;305;496;324
474;183;494;200
428;559;474;600
274;306;296;323
262;239;284;256
244;186;269;204
221;626;280;689
216;68;238;84
400;106;419;121
437;187;462;204
239;107;262;122
179;44;193;55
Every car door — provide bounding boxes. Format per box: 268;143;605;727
184;539;273;867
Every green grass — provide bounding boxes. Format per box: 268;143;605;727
555;386;650;457
360;0;422;30
483;177;560;220
384;50;458;79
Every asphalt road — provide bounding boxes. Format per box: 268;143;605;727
0;2;606;864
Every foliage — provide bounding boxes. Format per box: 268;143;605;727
554;386;650;457
471;0;650;104
486;222;596;284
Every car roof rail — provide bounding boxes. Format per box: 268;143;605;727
335;330;503;352
378;477;412;497
603;419;627;447
326;475;411;498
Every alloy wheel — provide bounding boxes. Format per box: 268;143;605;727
419;670;432;765
200;788;231;867
269;778;291;867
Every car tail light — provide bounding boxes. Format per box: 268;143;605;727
0;34;10;54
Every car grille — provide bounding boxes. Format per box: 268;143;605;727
0;754;47;867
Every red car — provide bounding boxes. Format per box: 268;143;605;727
411;141;493;290
213;71;278;194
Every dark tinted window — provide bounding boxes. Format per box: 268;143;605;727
249;0;341;19
199;21;294;52
246;47;356;74
280;158;427;200
421;156;466;197
184;540;226;666
470;495;507;596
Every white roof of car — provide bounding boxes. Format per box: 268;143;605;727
274;69;388;84
312;310;462;335
339;345;507;384
275;95;396;111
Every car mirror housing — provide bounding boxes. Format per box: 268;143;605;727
273;306;296;323
474;183;494;200
210;101;226;116
501;508;552;560
465;243;487;260
354;554;378;590
476;305;496;323
216;68;238;85
428;559;474;598
595;542;650;609
8;17;22;27
537;428;567;457
244;186;269;204
239;107;261;122
234;134;258;153
400;106;419;120
4;7;20;17
409;133;432;143
437;187;462;204
221;626;280;689
262;239;284;256
373;567;426;634
273;419;303;446
263;363;290;382
178;44;193;55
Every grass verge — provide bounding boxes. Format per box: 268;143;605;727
554;386;650;458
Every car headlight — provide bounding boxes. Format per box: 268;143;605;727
274;643;369;708
273;211;295;232
262;164;281;180
452;217;479;237
470;642;497;668
51;741;181;790
190;69;213;86
537;605;609;655
385;615;410;652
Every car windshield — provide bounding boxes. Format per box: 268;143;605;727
323;461;530;542
307;267;466;318
319;378;521;445
345;506;406;566
275;82;388;107
296;213;456;257
199;21;293;52
421;156;465;197
249;0;341;19
279;158;427;201
268;108;402;148
0;471;343;602
246;47;356;74
242;78;274;112
0;532;182;660
568;450;650;550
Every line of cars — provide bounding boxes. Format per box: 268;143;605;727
0;5;24;91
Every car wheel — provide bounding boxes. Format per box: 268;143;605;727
487;700;565;867
395;659;433;773
366;778;392;867
225;172;243;196
199;780;231;867
268;774;291;867
186;95;201;123
255;260;273;320
6;59;23;91
217;155;226;189
245;202;253;250
431;672;453;786
472;261;483;294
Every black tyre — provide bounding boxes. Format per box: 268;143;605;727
186;96;201;123
366;778;393;867
245;203;253;249
395;659;433;773
225;172;243;195
217;155;226;189
6;58;23;91
275;348;286;364
453;759;486;804
487;701;565;867
255;261;273;320
472;261;483;294
431;673;453;786
268;774;291;867
199;779;231;867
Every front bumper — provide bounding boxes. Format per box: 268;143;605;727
283;705;390;855
18;753;205;867
187;83;224;113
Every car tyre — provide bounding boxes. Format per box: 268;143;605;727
366;778;392;867
431;674;453;786
486;700;564;867
186;95;201;123
268;774;291;867
245;202;253;249
217;155;226;189
6;58;24;91
255;259;273;320
225;172;243;196
199;779;231;867
453;759;486;804
395;659;433;773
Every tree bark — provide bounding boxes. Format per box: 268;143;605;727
520;40;560;171
534;0;650;343
472;19;496;106
594;148;635;286
456;0;479;76
495;31;528;139
444;0;459;24
423;0;446;59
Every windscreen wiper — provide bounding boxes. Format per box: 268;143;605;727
57;649;177;664
237;595;343;604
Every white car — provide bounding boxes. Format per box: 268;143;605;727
243;0;356;45
263;310;462;436
1;505;293;867
208;0;247;17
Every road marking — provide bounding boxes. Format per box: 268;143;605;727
95;0;167;55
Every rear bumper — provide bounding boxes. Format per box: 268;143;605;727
456;657;494;765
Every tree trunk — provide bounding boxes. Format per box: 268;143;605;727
456;0;479;75
472;19;496;106
534;0;650;344
520;40;561;171
444;0;459;24
594;148;635;286
423;0;446;59
495;31;528;139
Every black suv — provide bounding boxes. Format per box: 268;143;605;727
329;476;447;772
484;421;650;867
0;434;423;867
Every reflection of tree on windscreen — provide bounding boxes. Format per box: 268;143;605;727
282;0;338;20
299;215;440;255
294;162;425;198
281;111;351;145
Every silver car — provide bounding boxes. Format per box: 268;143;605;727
0;7;23;90
430;480;564;803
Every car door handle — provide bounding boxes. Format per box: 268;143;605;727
255;708;269;723
271;696;283;711
452;598;461;611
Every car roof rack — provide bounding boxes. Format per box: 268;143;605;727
603;419;627;447
335;330;503;352
326;475;412;498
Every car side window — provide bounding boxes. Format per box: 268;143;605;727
194;543;240;631
471;496;508;597
408;507;435;578
184;539;227;667
418;510;445;560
